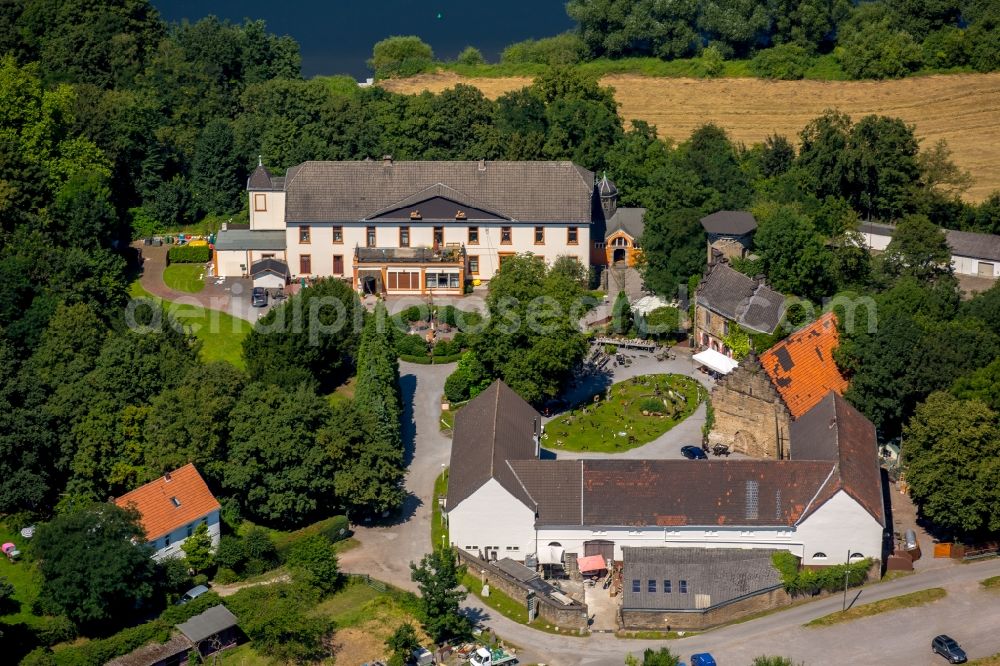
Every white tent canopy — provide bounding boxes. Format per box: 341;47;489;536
537;544;565;565
693;349;739;375
631;295;676;316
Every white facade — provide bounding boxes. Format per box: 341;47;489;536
450;488;882;568
859;227;1000;278
148;509;221;562
793;490;884;565
215;248;286;277
249;191;287;230
447;479;536;559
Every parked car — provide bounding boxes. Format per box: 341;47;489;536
690;654;716;666
251;287;268;307
681;445;708;460
177;584;210;605
932;635;967;663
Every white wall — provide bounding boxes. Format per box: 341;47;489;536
536;525;804;562
795;490;883;565
249;192;286;230
284;222;591;281
859;231;891;252
215;250;287;278
149;510;221;562
952;255;1000;278
448;479;537;558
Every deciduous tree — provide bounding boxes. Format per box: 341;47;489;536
410;547;470;643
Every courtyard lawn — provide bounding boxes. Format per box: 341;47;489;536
128;280;251;369
162;263;206;293
432;469;449;551
541;374;704;453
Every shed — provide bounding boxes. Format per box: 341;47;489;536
176;605;239;656
250;258;290;289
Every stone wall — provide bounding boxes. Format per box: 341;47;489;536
455;549;589;631
693;302;732;354
709;352;791;459
621;586;790;631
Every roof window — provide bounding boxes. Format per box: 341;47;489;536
170;497;181;508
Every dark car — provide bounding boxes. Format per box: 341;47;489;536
251;287;268;307
932;635;967;663
681;445;708;460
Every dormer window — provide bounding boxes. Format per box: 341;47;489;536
455;210;467;220
170;497;181;508
410;210;422;220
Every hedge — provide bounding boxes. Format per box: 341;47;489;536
272;515;351;557
772;552;872;596
167;245;210;263
400;352;464;365
47;593;223;665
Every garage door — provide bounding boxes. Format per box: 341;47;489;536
583;540;614;562
979;261;995;277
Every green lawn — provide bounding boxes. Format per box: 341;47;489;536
162;263;206;293
541;374;704;453
981;576;1000;589
432;469;449;551
0;524;45;630
129;280;251;369
805;588;946;627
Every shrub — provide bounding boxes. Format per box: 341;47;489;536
501;32;586;65
433;339;459;357
227;584;332;662
287;535;341;593
456;46;485;66
698;45;726;77
167;245;210;263
836;21;923;79
772;552;872;596
921;26;970;69
751;44;813;80
639;307;681;339
639;397;666;414
397;333;429;357
401;353;433;364
213;567;240;584
368;35;434;79
399;305;428;322
34;615;77;646
129;206;162;240
444;367;471;403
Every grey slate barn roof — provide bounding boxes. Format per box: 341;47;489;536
622;547;782;611
791;392;885;526
279;160;596;223
697;261;786;334
701;211;758;235
214;229;286;251
945;229;1000;262
446;381;541;512
176;605;239;644
605;207;646;241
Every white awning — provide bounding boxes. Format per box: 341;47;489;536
693;349;739;375
537;545;565;565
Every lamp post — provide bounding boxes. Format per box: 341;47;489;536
842;548;851;611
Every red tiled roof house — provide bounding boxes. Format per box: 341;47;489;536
115;464;221;561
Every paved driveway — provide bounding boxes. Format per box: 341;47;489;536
337;361;455;592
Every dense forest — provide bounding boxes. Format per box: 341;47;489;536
369;0;1000;80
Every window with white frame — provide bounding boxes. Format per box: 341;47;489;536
426;270;460;290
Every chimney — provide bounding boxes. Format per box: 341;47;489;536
164;472;172;482
753;274;767;286
533;418;540;458
478;159;486;171
382;154;393;167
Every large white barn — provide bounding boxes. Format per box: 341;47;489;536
858;221;1000;279
445;382;885;570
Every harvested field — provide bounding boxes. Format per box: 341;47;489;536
382;71;1000;202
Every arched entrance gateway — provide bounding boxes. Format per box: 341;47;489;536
612;247;627;264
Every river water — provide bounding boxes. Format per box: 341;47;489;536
154;0;574;78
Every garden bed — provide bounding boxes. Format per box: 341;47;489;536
540;374;704;453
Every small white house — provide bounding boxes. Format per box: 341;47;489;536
115;464;221;562
859;222;1000;279
445;382;885;569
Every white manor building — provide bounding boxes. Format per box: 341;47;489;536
213;158;630;295
445;381;886;572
